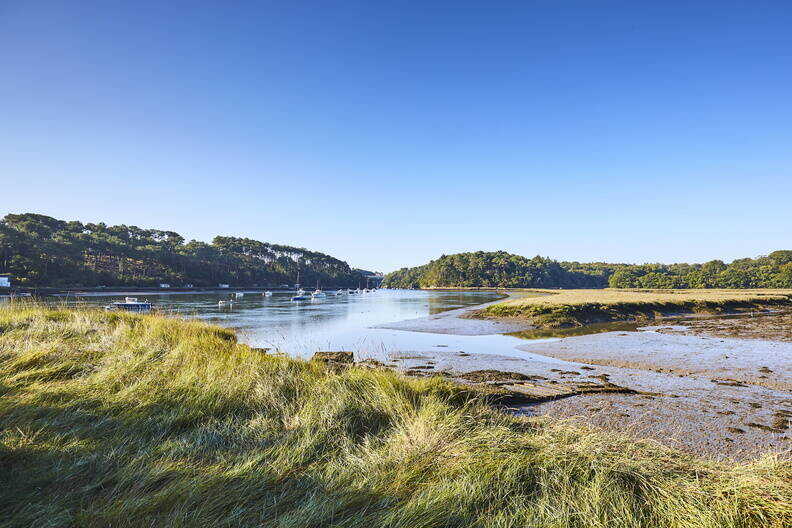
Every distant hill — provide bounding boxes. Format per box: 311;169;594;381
353;268;385;287
0;213;365;288
382;250;792;289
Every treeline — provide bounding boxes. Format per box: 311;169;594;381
383;252;616;289
382;250;792;289
0;213;367;288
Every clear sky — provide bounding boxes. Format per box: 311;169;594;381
2;1;791;272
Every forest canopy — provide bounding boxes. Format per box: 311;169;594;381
0;213;367;288
381;250;792;289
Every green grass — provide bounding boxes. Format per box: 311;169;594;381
477;289;792;328
1;304;790;527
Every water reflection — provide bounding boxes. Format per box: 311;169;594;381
508;321;640;340
41;289;504;356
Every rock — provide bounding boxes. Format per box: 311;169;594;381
457;370;547;383
311;351;354;366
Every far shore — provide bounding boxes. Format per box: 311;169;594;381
1;286;361;296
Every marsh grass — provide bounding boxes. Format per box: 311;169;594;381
1;303;790;527
480;289;792;327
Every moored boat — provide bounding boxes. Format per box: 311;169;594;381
105;297;153;312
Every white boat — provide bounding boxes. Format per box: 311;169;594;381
235;292;244;298
263;291;273;297
218;299;234;306
335;290;345;296
311;289;326;298
105;297;153;312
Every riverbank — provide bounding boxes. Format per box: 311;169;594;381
2;306;789;527
472;288;792;328
2;286;305;297
363;290;792;459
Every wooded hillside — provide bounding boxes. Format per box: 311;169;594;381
0;213;365;288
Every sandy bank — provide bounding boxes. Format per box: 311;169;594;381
380;338;791;460
365;300;792;460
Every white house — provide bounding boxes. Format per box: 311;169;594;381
0;275;10;288
159;283;171;289
218;283;230;289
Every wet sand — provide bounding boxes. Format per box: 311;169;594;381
653;311;792;342
516;329;792;391
370;303;792;460
383;346;790;460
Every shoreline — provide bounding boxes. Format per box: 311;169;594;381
369;293;792;460
472;289;792;328
373;290;541;335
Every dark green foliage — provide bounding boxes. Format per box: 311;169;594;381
384;252;615;289
383;250;792;289
0;213;365;288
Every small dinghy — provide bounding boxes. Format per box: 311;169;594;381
105;297;153;312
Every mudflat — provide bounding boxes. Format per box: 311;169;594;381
516;328;792;391
377;303;792;460
653;311;792;342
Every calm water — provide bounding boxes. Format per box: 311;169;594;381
47;290;508;358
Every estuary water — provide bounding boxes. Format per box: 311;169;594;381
49;289;518;358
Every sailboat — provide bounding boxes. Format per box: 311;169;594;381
291;271;307;300
311;281;326;298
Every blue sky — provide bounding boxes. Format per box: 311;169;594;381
2;1;791;272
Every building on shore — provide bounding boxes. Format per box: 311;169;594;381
159;283;171;289
0;274;11;288
218;283;230;289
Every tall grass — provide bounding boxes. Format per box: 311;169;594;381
1;304;789;527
